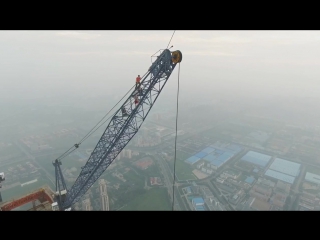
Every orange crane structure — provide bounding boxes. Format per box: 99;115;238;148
0;186;54;211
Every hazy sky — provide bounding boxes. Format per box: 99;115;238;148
1;30;320;103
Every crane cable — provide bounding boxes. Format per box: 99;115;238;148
55;70;150;162
167;30;176;49
172;62;180;211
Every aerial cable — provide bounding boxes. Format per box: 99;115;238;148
54;70;149;162
166;30;176;49
172;62;180;211
78;70;149;144
78;84;135;144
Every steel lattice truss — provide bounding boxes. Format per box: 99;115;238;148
61;49;179;209
53;159;67;209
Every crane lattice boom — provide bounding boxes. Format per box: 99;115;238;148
55;49;182;210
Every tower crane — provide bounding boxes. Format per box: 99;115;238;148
0;172;4;203
53;48;182;210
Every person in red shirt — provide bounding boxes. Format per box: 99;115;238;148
136;75;141;92
134;94;139;106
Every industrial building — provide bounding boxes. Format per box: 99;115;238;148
192;197;205;211
245;176;255;185
264;169;295;184
99;179;109;211
185;142;242;170
251;198;271;211
264;158;301;184
268;158;300;177
240;151;272;168
304;172;320;185
185;156;201;165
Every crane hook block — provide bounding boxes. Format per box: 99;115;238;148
171;50;182;64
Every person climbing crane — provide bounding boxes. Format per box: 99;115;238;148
136;75;141;93
134;94;139;106
121;106;128;117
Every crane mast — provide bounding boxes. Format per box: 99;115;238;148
54;48;182;210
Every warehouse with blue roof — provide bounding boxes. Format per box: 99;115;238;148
192;197;205;210
265;169;295;184
264;158;301;184
185;156;201;165
240;151;272;168
184;142;242;170
194;151;207;158
268;158;300;177
201;147;216;154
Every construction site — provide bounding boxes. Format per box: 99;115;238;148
0;185;55;211
0;30;182;211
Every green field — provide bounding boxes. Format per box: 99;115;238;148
123;169;145;187
175;159;197;181
121;188;171;210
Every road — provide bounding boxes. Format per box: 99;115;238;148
156;155;182;210
13;141;55;186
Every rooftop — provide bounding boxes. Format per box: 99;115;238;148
192;197;205;205
251;198;271;211
185;156;201;165
268;158;301;177
194;151;207;158
201;147;216;154
195;205;205;211
240;151;272;167
265;169;295;184
245;176;255;184
305;172;320;185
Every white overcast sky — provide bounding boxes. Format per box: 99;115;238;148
1;30;320;103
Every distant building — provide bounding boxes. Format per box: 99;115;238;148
264;158;301;184
192;197;205;210
251;198;271;211
250;183;273;202
305;172;320;185
216;177;225;184
240;151;272;168
274;180;291;194
245;176;255;185
270;192;287;208
222;169;241;179
99;179;109;211
82;198;92;211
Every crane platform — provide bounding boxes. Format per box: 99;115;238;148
0;185;55;211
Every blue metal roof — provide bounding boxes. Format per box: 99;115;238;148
203;154;218;162
185;156;201;165
225;144;242;154
268;158;301;177
305;172;320;185
210;159;224;167
195;205;205;211
245;176;255;184
216;152;234;163
265;169;295;184
201;147;215;154
194;151;207;158
240;151;272;167
192;197;205;204
214;149;224;155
